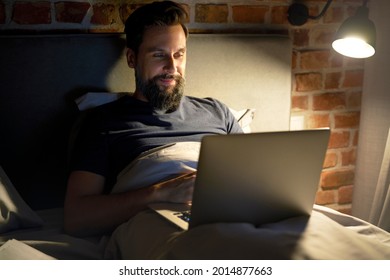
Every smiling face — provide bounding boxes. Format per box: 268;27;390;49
126;24;187;111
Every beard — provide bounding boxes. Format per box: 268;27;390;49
136;72;185;112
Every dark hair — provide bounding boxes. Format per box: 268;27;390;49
124;1;189;53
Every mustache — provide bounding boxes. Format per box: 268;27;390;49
153;74;184;81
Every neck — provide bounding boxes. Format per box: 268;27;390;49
132;90;148;102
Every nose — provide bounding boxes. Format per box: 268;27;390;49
163;55;176;74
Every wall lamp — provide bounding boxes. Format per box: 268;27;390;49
287;0;376;58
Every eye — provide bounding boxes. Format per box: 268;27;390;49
153;52;165;58
174;51;185;59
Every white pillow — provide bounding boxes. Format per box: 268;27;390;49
0;166;43;233
229;108;256;133
75;92;123;111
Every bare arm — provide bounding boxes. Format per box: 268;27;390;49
64;170;195;236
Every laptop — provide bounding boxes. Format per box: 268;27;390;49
149;128;330;230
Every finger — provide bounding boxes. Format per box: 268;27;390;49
176;171;197;180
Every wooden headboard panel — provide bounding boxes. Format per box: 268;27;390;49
0;34;292;209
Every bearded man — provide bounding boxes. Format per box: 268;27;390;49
64;1;242;236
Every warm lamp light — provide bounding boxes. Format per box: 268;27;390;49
332;38;375;59
332;4;376;58
288;0;376;58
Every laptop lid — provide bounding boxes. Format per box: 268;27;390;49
188;128;330;229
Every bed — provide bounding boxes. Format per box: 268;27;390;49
1;34;390;260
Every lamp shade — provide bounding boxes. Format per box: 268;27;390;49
332;6;376;58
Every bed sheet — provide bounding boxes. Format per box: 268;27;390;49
104;205;390;260
2;204;390;260
0;208;107;260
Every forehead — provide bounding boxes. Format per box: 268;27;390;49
140;24;187;51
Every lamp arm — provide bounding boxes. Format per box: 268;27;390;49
308;0;333;20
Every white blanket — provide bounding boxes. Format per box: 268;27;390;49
104;205;390;259
104;143;390;259
112;142;200;194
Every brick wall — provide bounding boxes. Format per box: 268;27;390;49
0;0;367;214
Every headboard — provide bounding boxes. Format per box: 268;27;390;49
0;34;292;210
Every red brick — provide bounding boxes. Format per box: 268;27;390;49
323;7;344;24
295;72;322;92
321;169;355;189
312;28;337;46
300;50;331;70
344;0;363;4
292;29;309;48
329;131;350;149
232;5;269;24
323;151;338;169
195;4;228;23
121;3;190;25
338;185;353;204
12;1;51;24
180;4;190;23
345;56;365;68
313;92;346;111
307;6;319;25
330;54;343;68
342;148;356;166
315;189;336;205
307;113;330;128
271;6;288;24
55;2;90;23
334;111;360;128
119;4;142;24
291;95;308;110
325;72;342;89
343;70;364;88
91;3;116;25
292;51;298;70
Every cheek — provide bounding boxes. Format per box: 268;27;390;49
178;61;186;76
137;63;160;80
146;61;165;77
176;59;186;76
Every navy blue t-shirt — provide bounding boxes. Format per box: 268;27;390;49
71;95;242;191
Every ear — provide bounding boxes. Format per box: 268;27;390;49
126;48;136;68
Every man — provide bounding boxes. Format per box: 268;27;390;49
64;1;242;236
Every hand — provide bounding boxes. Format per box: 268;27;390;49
153;171;196;203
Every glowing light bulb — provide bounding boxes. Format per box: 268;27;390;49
332;37;375;58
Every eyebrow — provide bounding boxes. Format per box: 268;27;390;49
147;47;186;53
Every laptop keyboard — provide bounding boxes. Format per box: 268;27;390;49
174;210;191;222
